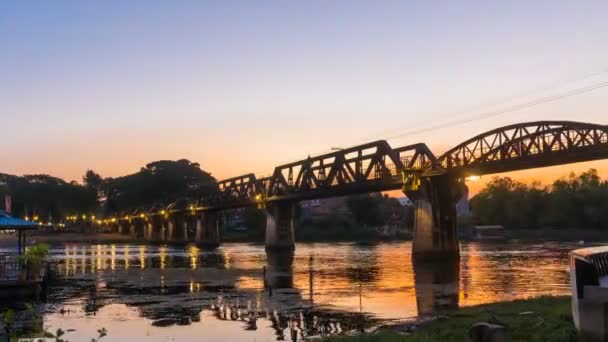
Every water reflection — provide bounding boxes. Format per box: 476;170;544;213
413;260;459;316
266;250;294;289
40;241;576;341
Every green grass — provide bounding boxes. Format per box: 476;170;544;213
320;297;577;342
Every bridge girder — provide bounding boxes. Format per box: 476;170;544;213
199;141;436;209
190;120;608;213
437;121;608;177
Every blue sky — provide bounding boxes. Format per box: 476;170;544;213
1;1;607;184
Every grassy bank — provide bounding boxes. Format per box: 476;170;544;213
321;297;577;342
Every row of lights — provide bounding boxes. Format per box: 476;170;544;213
22;204;206;228
22;193;269;227
23;215;67;228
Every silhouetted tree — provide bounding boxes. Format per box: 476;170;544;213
83;169;105;201
0;173;97;219
105;159;218;212
471;169;608;230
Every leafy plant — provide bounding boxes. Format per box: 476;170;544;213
17;243;50;265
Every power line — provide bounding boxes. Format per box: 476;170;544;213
231;74;608;178
362;67;608;142
384;79;608;141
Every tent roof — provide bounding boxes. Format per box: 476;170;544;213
0;210;38;230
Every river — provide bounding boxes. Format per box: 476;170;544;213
24;241;579;341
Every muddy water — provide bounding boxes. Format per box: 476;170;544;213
36;241;575;341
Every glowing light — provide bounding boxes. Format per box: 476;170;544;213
466;175;481;182
111;218;117;223
139;246;146;269
24;216;29;221
33;215;39;221
92;215;96;220
189;246;199;269
159;246;167;269
110;244;116;271
255;194;263;202
160;210;166;215
82;215;87;220
124;245;130;269
140;213;146;219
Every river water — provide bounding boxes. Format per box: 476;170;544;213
29;242;578;341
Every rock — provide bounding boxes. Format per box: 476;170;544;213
469;322;508;342
151;318;177;327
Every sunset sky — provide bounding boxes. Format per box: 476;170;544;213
1;1;607;194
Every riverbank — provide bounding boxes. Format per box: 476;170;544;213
2;227;605;247
503;228;608;242
320;297;576;342
0;233;133;247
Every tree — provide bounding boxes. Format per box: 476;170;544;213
105;159;218;212
0;173;98;220
83;170;103;189
346;193;390;227
83;169;105;201
470;169;608;230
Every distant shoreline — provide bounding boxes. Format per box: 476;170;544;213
0;228;606;248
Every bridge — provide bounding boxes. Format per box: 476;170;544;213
116;121;608;260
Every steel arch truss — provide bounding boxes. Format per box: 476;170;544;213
198;174;263;209
264;140;407;200
207;141;437;207
438;121;608;176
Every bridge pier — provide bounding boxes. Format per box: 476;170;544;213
195;211;221;248
265;201;296;251
145;222;152;240
410;174;460;261
130;219;146;239
118;220;129;235
129;221;135;236
147;216;165;242
167;213;189;243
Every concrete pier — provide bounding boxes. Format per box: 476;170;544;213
265;201;296;251
195;211;221;247
410;175;460;261
167;213;189;243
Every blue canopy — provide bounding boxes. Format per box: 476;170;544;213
0;210;38;230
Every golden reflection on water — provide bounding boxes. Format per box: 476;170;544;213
188;245;199;269
159;245;167;269
124;245;130;269
139;245;146;269
54;241;572;321
111;244;116;271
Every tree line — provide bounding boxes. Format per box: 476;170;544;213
470;169;608;229
0;159;217;220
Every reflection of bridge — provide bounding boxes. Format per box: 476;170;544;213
53;248;458;339
116;121;608;259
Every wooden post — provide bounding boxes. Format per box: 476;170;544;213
17;230;22;255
